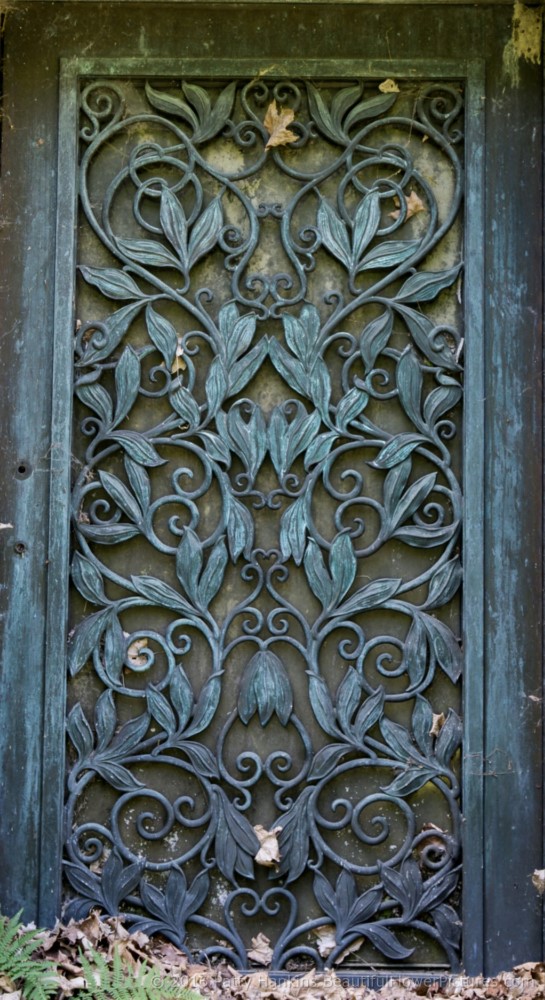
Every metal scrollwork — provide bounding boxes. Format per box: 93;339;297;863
65;76;464;970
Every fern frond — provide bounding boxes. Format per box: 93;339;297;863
0;912;58;1000
79;944;204;1000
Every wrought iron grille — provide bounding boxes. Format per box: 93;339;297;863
65;76;464;970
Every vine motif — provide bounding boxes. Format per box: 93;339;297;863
66;77;464;970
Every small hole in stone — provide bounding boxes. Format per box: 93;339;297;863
14;541;27;555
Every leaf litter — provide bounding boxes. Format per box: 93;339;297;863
4;913;545;999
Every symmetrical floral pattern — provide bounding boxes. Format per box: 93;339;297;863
65;77;464;969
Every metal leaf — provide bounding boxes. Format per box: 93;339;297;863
389;472;437;533
188;195;223;267
205;356;228;416
124;456;151;514
169;665;194;733
333;577;402;617
360;924;414;961
226;495;254;561
358;238;420;272
343;92;397;131
92;760;144;792
371;433;424;470
107;710;150;758
77;301;144;366
396;263;462;304
67;703;94;760
330;531;356;603
110;431;166;467
131;574;194;614
425;557;462;609
159;187;189;268
396;349;424;430
277;786;313;881
307;743;349;781
381;766;437;797
103;613;126;684
72;553;107;605
145;81;199;130
359;310;394;372
94;690;117;752
147;686;177;737
228;339;268;396
422;614;462;683
304;539;333;608
117;237;181;269
176;528;202;603
336;667;362;734
304;431;338;470
99;469;142;524
352;191;381;264
176;740;219;778
403;616;428;688
198;536;228;609
185;675;222;736
379;859;422;920
79;523;140;546
68;609;110;676
317;198;352;268
268;337;308;397
396;303;460;370
76;383;113;426
306;83;344;144
307;673;338;737
171;384;201;429
146;304;179;370
435;708;462;768
336;386;368;431
79;265;145;301
352;686;385;743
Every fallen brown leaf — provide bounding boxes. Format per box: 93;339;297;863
532;869;545;894
171;337;187;374
247;932;273;966
379;78;400;93
264;100;298;149
430;712;446;737
127;637;148;667
389;190;425;222
254;824;282;866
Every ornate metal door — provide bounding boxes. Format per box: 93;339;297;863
1;2;543;981
59;62;480;972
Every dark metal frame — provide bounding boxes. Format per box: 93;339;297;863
4;5;540;970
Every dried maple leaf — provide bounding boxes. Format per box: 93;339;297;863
127;637;148;667
171;337;187;374
532;869;545;894
264;100;298;149
430;712;446;737
314;925;336;958
379;78;400;94
247;932;273;966
389;189;425;221
253;824;282;866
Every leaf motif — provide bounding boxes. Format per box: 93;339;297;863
352;686;385;743
131;574;194;614
313;872;338;923
360;924;414;961
146;305;179;370
381;766;438;797
72;553;107;604
277;786;314;881
336;667;362;734
403;616;428;687
359;310;393;372
422;614;462;683
79;523;140;547
176;528;202;603
389;472;436;533
67;703;94;760
336;386;368;432
228;339;268;396
343;92;397;132
395;303;460;370
92;761;144;792
185;674;222;736
188;196;223;267
371;433;425;470
307;673;338;737
145;82;199;130
95;689;117;752
205;356;228;416
333;578;402;617
112;345;140;426
226;495;254;562
279;492;308;565
79;266;145;301
304;539;333;608
103;613;126;684
191;80;237;143
307;743;350;781
310;358;332;422
76;383;113;426
396;264;462;304
169;665;194;733
159;187;188;267
110;431;166;467
198;537;228;609
435;708;462;767
268;338;308;397
358;238;420;272
124;456;151;514
304;431;338;470
306;84;342;144
425;557;462;609
170;384;201;429
352;191;381;264
330;531;356;603
397;349;424;430
147;686;177;738
108;711;150;757
99;470;142;525
200;431;231;467
317;199;351;268
77;301;144;366
117;237;181;269
223;310;257;367
176;740;219;779
68;609;110;677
